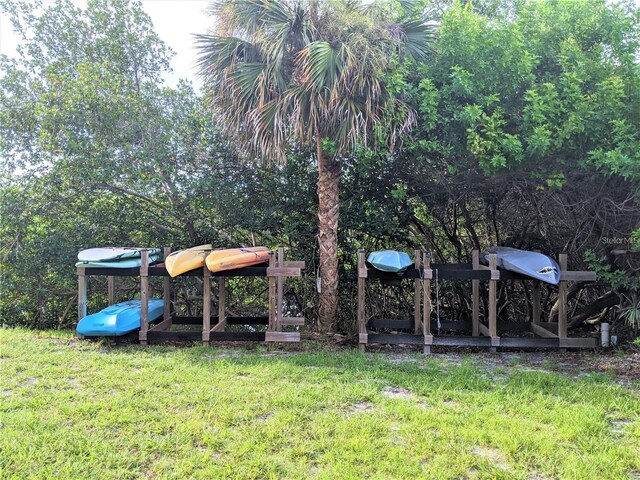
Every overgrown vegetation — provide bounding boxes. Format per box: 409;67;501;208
1;328;639;479
1;0;639;339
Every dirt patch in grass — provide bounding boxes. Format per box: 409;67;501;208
348;401;374;414
382;386;415;400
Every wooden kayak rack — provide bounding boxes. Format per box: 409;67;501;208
357;249;597;353
77;247;305;345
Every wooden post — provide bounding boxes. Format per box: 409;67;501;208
558;253;568;342
471;250;480;337
202;263;211;343
532;282;541;325
268;251;276;334
163;247;172;324
357;250;366;352
414;250;421;334
423;252;433;354
139;250;149;346
77;267;87;322
107;276;115;306
276;247;284;332
488;253;498;351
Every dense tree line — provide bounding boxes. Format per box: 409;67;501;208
1;0;638;338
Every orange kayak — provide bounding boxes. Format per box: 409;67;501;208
205;247;271;273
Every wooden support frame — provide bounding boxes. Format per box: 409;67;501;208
356;249;595;353
76;246;303;345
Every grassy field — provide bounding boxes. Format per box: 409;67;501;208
1;328;639;479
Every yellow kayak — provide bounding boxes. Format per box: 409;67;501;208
205;247;271;273
165;244;212;277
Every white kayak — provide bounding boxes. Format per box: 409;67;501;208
78;247;161;262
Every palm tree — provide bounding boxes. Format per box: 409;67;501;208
196;0;433;332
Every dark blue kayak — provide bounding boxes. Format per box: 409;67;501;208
77;299;164;336
483;247;560;285
367;250;413;273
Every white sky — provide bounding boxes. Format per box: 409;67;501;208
0;0;212;90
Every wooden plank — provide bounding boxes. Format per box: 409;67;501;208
532;283;541;324
173;315;270;325
147;331;201;343
149;317;172;332
560;271;596;282
266;267;302;277
423;252;432;338
172;316;205;325
265;331;300;343
147;330;267;343
276;247;284;331
280;317;305;326
477;322;490;337
359;333;369;344
139;250;149;345
558;254;568;339
357;251;366;336
358;267;368;278
368;318;413;329
472;250;480;336
202;264;211;342
559;337;596;348
499;337;560;348
432;336;493;347
283;261;306;269
414;249;421;334
77;269;87;322
531;323;558;338
107;276;115;305
163;247;172;326
488;254;497;338
366;333;426;345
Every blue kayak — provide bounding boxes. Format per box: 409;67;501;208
483;247;560;285
367;250;413;273
77;299;164;336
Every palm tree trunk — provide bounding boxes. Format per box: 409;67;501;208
316;139;340;333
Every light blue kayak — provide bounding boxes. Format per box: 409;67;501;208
367;250;413;273
77;247;161;262
75;255;159;269
483;246;560;285
77;299;164;336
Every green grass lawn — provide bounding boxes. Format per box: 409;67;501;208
1;328;639;479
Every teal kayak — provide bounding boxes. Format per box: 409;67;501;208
75;255;159;268
77;299;164;336
367;250;413;273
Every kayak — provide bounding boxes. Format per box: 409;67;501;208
483;246;560;285
205;247;270;273
76;299;164;336
367;250;413;273
165;244;212;277
77;247;160;262
75;255;159;268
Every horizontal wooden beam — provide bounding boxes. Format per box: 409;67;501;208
265;331;300;342
280;316;305;326
266;267;302;277
366;333;426;345
559;337;596;348
283;261;306;269
149;318;172;332
560;271;597;282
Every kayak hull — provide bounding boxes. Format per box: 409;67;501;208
484;247;560;285
78;247;160;262
75;255;159;268
205;247;270;273
76;299;164;336
367;250;413;273
165;244;212;277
